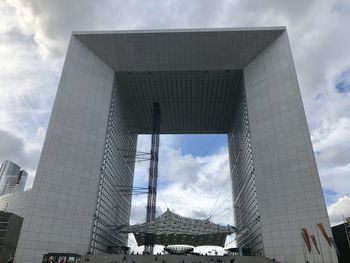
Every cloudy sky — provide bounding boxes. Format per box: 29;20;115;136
0;0;350;252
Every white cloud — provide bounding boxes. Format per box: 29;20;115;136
320;164;350;196
311;117;350;201
312;118;349;150
129;140;233;253
328;195;350;226
131;137;233;237
0;128;42;189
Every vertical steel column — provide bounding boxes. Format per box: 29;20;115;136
145;102;160;253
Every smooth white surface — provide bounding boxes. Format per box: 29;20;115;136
244;31;336;263
75;28;284;71
6;36;115;263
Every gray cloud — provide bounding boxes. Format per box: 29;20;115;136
4;0;227;57
192;209;209;220
320;165;350;195
328;195;350;225
129;197;163;224
0;128;41;171
316;146;350;168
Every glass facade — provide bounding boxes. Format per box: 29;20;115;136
228;86;263;255
0;161;27;196
89;80;137;253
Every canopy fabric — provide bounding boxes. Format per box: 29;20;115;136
118;209;236;247
164;245;194;255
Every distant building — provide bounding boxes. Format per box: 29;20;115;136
0;211;23;263
332;221;350;263
0;160;28;196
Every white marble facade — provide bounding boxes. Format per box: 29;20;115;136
1;28;336;263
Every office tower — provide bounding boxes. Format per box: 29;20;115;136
0;211;23;263
0;160;28;196
332;221;350;263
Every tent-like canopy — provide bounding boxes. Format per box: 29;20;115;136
118;209;236;247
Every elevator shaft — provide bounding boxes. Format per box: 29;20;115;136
145;102;160;253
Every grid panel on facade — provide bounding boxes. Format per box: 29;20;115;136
115;71;242;134
90;80;137;253
228;86;263;256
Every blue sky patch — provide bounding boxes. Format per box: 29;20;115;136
332;3;350;14
175;134;228;156
336;80;350;93
335;68;350;93
323;188;340;206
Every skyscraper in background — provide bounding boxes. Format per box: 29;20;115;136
0;160;27;196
